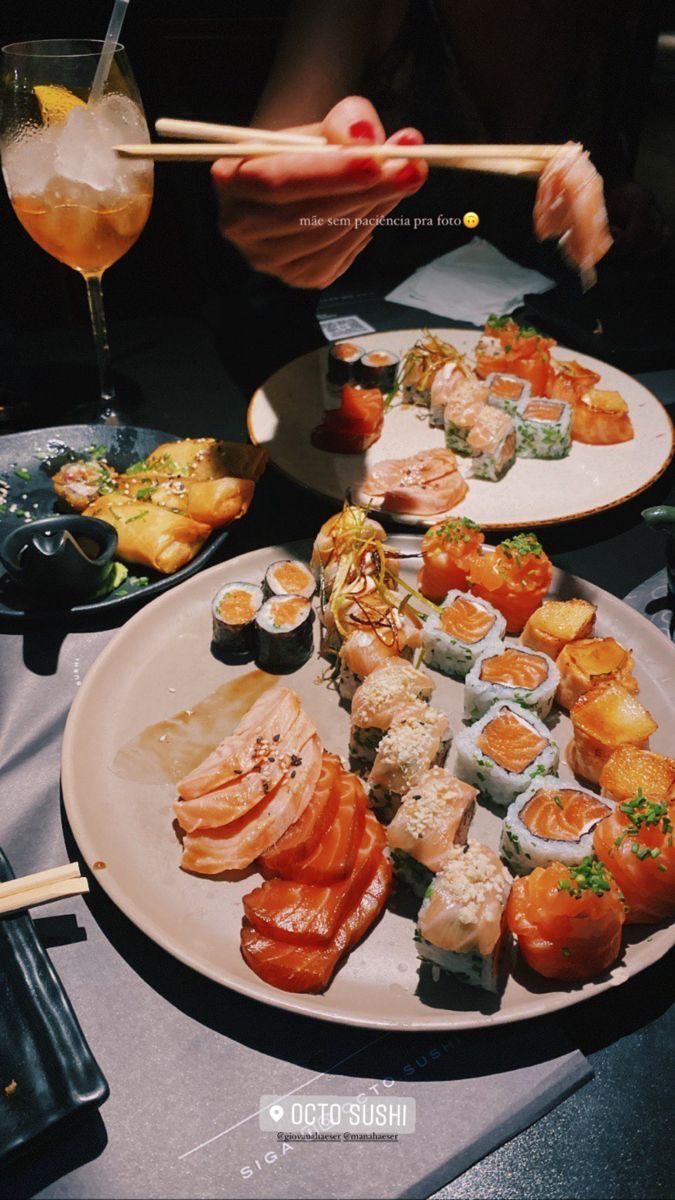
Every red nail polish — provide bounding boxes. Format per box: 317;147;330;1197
396;131;422;146
349;120;376;141
351;157;379;175
395;163;421;187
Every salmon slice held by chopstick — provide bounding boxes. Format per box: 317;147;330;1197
174;711;316;833
177;687;301;800
243;812;386;945
240;854;393;993
180;734;323;873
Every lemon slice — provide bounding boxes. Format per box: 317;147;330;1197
34;84;86;125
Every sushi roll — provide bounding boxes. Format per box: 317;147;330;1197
522;598;596;659
463;645;560;721
468;406;516;481
337;619;415;702
349;659;434;769
443;378;488;451
310;506;390;594
515;396;572;459
369;707;451;822
387;769;477;896
556;637;639;711
212;581;263;653
254;594;314;673
599;746;675;805
422;590;506;680
429;362;465;428
569;681;657;785
454;700;559;808
500;777;614;874
415;842;511;992
263;559;316;601
485;372;530;416
357;349;400;392
324;341;364;407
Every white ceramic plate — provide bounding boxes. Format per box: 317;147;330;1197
62;538;675;1031
247;329;674;529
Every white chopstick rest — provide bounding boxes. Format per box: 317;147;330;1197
0;861;89;916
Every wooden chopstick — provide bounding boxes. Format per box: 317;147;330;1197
0;861;89;917
155;117;326;146
116;141;566;172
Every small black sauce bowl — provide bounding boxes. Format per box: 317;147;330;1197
0;516;118;604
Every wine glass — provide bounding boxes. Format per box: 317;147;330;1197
1;39;154;422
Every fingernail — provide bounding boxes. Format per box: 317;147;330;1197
396;131;422;146
395;163;422;187
351;157;379;175
349;120;376;142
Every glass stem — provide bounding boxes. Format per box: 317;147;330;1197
84;272;117;421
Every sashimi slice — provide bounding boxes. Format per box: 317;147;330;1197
180;735;322;873
243;812;386;945
362;449;458;497
285;770;367;884
259;753;342;874
177;688;300;799
174;711;316;832
381;470;468;517
240;854;393;993
533;142;613;289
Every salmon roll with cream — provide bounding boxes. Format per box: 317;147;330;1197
443;377;489;451
416;842;511;992
464;645;560;722
212;581;263;653
422;590;506;680
485;372;530;416
515;396;572;459
468;405;517;482
349;659;434;769
263;559;316;601
387;769;477;896
455;700;559;808
254;594;314;673
501;777;614;874
369;707;452;822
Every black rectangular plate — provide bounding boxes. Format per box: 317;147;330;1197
0;849;108;1162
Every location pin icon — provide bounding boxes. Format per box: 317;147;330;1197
269;1104;284;1122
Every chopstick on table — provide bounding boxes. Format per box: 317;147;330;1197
0;862;89;917
155;117;326;146
116;140;567;174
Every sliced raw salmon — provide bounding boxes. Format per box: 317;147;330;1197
243;812;385;945
533;142;613;289
521;788;611;841
478;711;547;774
240;854;393;993
177;688;301;800
594;798;675;924
180;735;322;873
285;770;367;884
363;448;458;496
480;648;549;689
382;470;468;517
439;596;496;644
259;753;342;874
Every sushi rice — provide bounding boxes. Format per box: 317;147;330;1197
468;406;517;482
463;645;560;721
454;700;559;808
500;776;615;875
349;660;434;770
515;396;572;459
369;707;452;822
485;372;530;416
387;768;477;896
422;590;506;680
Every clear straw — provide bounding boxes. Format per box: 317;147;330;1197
90;0;131;103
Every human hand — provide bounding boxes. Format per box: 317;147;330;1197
211;95;428;288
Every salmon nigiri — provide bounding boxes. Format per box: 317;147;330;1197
174;711;316;833
243;812;385;945
177;687;301;800
180;734;322;873
593;793;675;924
533;143;613;289
240;853;392;993
507;856;625;981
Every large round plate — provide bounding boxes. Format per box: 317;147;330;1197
0;425;230;619
62;537;675;1030
247;329;674;529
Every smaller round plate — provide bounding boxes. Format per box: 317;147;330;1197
0;425;229;620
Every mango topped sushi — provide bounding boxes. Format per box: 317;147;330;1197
569;682;658;784
556;636;639;711
522;598;597;659
600;746;675;805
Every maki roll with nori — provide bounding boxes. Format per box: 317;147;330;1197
357;349;400;391
501;777;614;874
515;397;572;459
454;700;559;808
263;559;316;601
212;582;263;653
325;341;364;407
463;645;560;721
255;594;314;673
416;842;511;992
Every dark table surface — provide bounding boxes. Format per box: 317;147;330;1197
0;286;673;1199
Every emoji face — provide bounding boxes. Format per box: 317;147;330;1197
463;211;480;229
